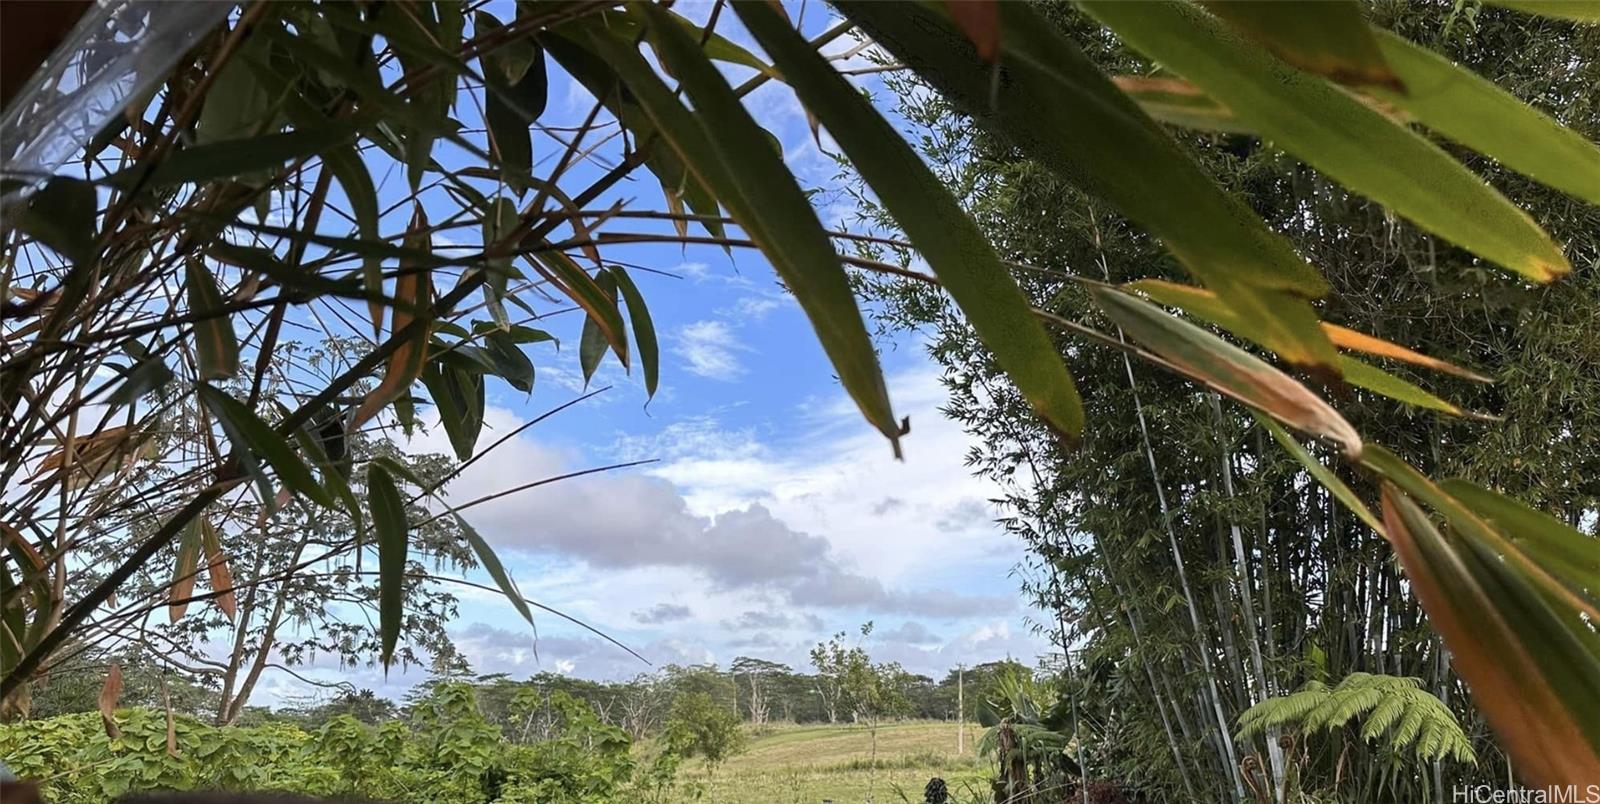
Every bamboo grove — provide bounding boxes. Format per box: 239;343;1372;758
2;0;1598;796
861;3;1600;797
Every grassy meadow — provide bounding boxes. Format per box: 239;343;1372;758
666;720;990;804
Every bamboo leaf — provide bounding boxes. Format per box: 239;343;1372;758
527;249;629;369
185;259;239;380
609;267;659;401
199;384;335;510
1255;413;1385;537
1080;0;1571;282
455;513;535;630
1439;480;1600;608
11;177;98;265
944;1;1001;62
1092;287;1361;455
207;243;358;298
1111;76;1250;133
1379;485;1600;785
1361;445;1600;625
352;208;434;432
196;37;273;145
739;1;1082;439
1323;323;1493;384
320;146;385;333
840;0;1340;377
120;122;365;189
1198;1;1400;88
199;518;236;621
482;330;536;394
579;271;622;387
481;197;520;330
589;7;901;453
107;349;176;408
476;11;540;195
99;663;123;739
1370;28;1600;206
421;361;484;462
1130;278;1492;382
1337;356;1476;418
168;521;203;623
367;463;408;667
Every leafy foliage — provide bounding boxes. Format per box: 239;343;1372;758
3;1;1598;790
1237;672;1475;765
0;681;643;804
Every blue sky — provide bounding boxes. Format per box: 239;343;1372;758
261;1;1051;702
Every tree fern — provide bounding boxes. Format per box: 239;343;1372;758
1237;673;1475;765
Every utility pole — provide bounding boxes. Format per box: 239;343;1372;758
956;664;965;755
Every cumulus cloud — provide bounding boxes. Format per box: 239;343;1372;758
676;320;748;381
880;621;941;646
633;603;693;624
451;623;705;680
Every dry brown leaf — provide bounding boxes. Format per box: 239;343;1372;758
99;663;123;739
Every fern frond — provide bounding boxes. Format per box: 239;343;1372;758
1235;672;1474;767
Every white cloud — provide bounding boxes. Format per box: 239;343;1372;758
675;319;749;381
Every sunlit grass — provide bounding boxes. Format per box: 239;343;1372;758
665;720;990;804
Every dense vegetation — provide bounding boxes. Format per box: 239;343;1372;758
3;656;1029;803
4;0;1599;801
858;1;1599;800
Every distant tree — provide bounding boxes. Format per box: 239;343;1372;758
664;692;745;775
290;688;398;728
811;623;911;801
730;657;789;728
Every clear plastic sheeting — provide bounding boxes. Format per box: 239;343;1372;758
0;0;233;202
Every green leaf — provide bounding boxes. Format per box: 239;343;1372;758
1198;1;1400;88
185;259;240;380
320;146;385;330
1362;445;1600;631
199;384;335;510
476;12;538;195
106;350;175;408
481;197;520;330
1369;28;1600;207
595;9;779;78
483;331;535;394
421;362;484;462
739;1;1082;439
540;30;727;243
11;177;98;265
840;1;1339;377
455;513;536;630
1078;0;1571;282
1337;356;1469;418
120;122;365;189
1091;287;1361;455
1485;1;1600;21
196;36;274;145
579;271;620;387
1438;480;1600;609
367;463;408;667
1255;413;1384;537
207;242;359;298
609;267;659;401
1111;75;1251;133
595;7;900;453
527;248;628;368
1378;484;1600;784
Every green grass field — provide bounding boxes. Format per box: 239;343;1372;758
666;720;991;804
